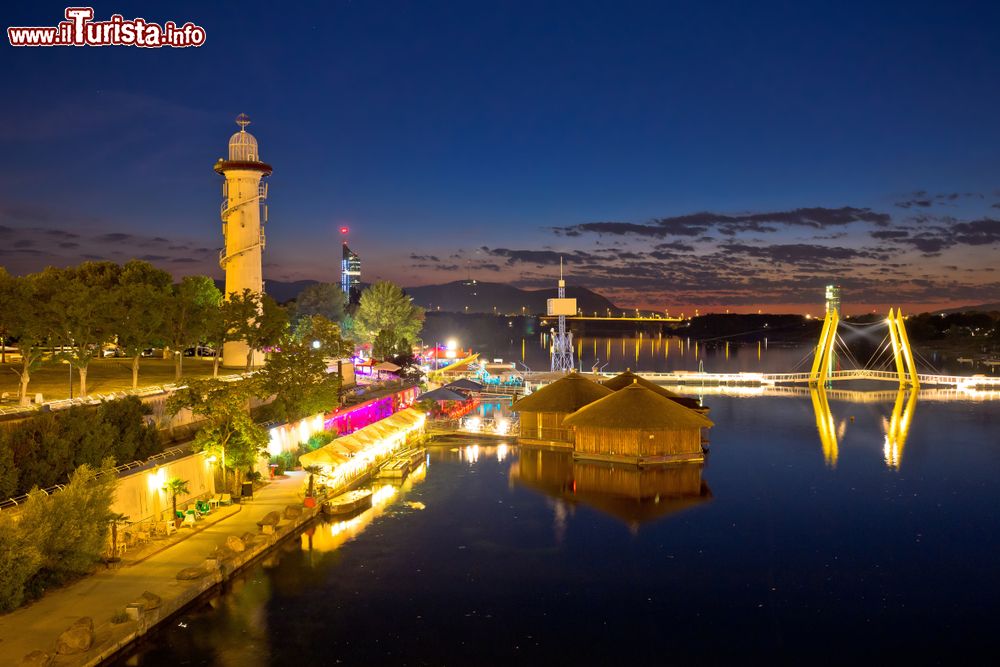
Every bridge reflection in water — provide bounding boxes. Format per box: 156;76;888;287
510;447;711;532
809;387;918;469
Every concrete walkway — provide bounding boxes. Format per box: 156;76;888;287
0;472;308;664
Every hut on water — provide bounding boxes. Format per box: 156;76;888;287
602;369;707;413
563;382;714;464
513;371;613;447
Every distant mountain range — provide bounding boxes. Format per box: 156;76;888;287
402;280;620;315
936;302;1000;314
256;279;621;314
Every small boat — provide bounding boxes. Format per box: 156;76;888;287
322;489;372;516
957;357;974;363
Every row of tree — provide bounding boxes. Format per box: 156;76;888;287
0;260;426;404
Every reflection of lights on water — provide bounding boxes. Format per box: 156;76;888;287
496;443;508;462
371;484;398;508
464;445;480;463
408;462;427;483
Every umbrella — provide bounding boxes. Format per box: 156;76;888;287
373;361;401;372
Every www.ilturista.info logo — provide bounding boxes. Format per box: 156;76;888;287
8;7;206;48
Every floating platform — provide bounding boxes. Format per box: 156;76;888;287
322;489;372;516
378;448;425;481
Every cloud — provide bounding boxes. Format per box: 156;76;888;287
557;207;891;238
870;230;910;240
409;254;441;262
96;233;135;243
895;191;983;208
481;247;600;265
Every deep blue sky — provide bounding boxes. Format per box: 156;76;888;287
3;1;1000;312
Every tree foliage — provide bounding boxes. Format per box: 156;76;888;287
167;378;268;494
290;282;347;325
354;281;424;349
34;262;123;396
224;289;289;370
117;260;172;388
260;336;341;422
164;275;222;380
0;270;50;404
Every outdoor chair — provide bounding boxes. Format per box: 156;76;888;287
196;500;211;515
219;493;232;505
209;494;222;508
182;513;197;528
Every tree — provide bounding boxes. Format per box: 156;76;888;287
117;260;172;389
164;477;189;524
354;281;424;349
290;282;347;325
293;314;354;357
0;272;50;404
36;263;122;396
372;328;401;360
225;289;289;371
167;378;268;494
259;335;341;422
164;276;222;381
303;464;323;498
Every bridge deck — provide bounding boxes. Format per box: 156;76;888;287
522;369;1000;390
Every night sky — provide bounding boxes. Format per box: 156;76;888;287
3;1;1000;314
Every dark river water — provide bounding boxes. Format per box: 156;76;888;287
113;392;1000;666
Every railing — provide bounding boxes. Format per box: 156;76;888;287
0;444;194;512
0;371;249;418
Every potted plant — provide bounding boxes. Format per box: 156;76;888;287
303;464;322;507
164;477;190;528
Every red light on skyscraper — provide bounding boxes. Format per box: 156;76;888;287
339;226;349;235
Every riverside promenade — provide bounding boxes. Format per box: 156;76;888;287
0;472;311;666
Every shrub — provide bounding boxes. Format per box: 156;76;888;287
0;513;42;611
3;397;160;496
0;461;116;610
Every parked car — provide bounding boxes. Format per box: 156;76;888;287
183;346;217;357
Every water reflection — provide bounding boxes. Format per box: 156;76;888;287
510;447;711;531
810;387;840;468
307;461;428;554
809;387;920;469
883;390;918;469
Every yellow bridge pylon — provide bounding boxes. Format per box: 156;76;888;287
808;307;919;387
809;308;839;386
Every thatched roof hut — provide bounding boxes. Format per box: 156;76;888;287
563;382;713;464
513;372;613;447
602;369;706;413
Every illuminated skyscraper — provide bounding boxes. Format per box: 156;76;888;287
341;243;361;303
825;284;841;316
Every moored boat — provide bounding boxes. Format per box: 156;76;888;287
322;489;373;516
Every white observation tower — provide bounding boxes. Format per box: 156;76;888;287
214;113;272;368
548;258;576;372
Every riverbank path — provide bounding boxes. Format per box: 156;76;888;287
0;471;307;663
